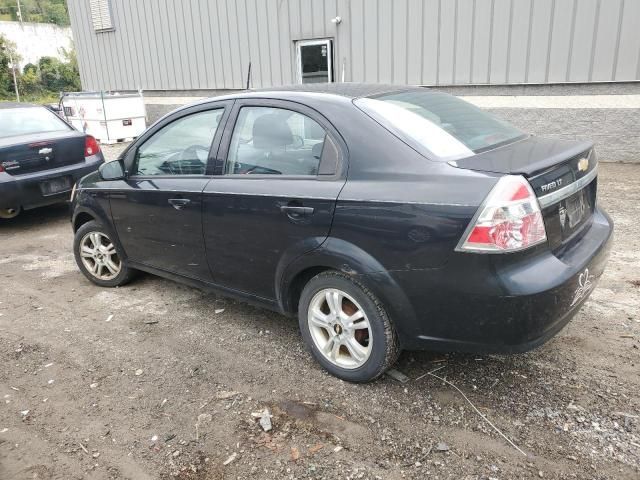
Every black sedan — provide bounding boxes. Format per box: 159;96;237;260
70;84;612;382
0;102;104;218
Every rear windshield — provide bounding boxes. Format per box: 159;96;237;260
0;107;70;138
354;90;526;161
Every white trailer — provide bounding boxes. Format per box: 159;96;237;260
61;91;147;144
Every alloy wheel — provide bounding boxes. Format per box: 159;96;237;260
79;231;121;280
307;288;372;369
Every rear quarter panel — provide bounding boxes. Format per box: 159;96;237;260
327;107;500;271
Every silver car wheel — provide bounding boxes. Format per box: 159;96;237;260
307;288;372;369
79;231;121;280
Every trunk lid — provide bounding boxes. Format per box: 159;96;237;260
451;136;597;250
0;130;86;176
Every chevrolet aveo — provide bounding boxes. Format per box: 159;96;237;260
71;84;612;382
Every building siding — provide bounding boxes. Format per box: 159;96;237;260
67;0;640;91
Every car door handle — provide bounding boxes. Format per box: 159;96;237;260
168;198;191;210
280;205;314;216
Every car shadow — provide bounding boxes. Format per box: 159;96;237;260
83;253;547;400
0;204;70;233
138;272;543;389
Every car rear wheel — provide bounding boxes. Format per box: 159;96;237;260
73;220;135;287
298;271;400;382
0;207;21;219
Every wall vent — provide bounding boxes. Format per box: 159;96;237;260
90;0;114;32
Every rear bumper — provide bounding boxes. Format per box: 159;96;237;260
386;208;613;353
0;153;103;210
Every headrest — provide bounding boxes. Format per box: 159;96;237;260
312;140;324;159
253;114;293;149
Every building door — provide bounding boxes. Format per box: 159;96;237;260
296;39;333;84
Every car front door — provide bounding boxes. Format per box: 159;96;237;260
203;99;346;300
110;102;231;281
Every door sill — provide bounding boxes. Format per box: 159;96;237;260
127;260;279;311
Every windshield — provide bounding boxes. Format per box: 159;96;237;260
354;90;526;161
0;107;70;138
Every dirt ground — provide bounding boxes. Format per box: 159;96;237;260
0;149;638;479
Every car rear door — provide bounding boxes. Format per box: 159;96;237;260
203;99;346;300
110;102;231;281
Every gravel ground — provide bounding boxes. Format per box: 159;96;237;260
0;146;638;479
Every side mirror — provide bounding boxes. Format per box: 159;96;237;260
99;160;125;181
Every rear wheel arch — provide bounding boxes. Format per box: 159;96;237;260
277;239;416;336
283;265;334;315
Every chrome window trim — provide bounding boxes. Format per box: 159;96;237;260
537;166;598;208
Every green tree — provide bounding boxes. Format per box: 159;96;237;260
37;47;79;93
0;0;69;26
43;2;68;26
60;46;80;90
19;64;41;95
0;32;79;101
0;35;11;96
38;56;63;91
0;33;20;99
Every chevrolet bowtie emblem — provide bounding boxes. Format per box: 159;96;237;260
39;147;53;155
577;157;589;172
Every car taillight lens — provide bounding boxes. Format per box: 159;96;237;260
85;135;100;157
457;175;547;253
0;164;4;173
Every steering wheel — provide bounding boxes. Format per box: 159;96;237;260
181;144;210;161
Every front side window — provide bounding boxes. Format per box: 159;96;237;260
226;107;326;176
133;109;223;176
355;90;526;161
0;107;70;138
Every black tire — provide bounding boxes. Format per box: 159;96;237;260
298;271;400;383
73;220;136;287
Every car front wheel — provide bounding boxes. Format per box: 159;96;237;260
73;220;135;287
298;271;400;382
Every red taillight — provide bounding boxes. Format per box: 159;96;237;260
85;135;100;157
0;164;4;173
456;175;547;253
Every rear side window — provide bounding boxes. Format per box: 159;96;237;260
0;107;70;138
226;106;326;176
133;109;223;176
355;91;526;161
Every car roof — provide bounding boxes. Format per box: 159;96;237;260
252;83;425;99
153;84;432;128
0;102;41;109
179;83;427;115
